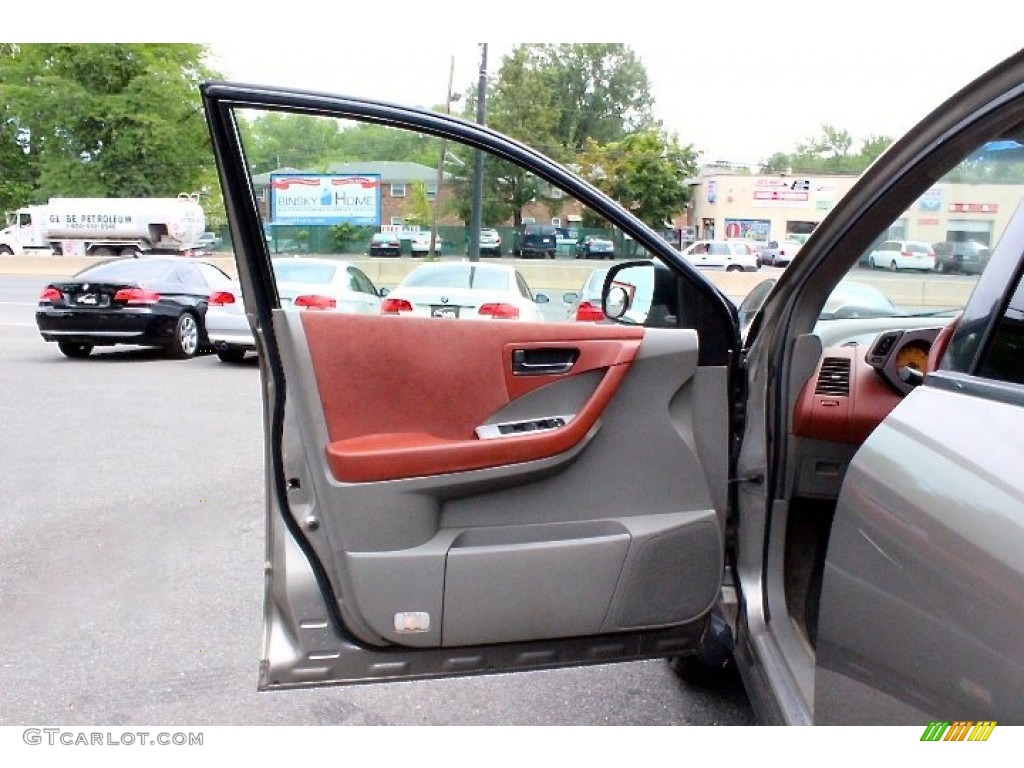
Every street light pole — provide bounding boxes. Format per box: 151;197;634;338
467;43;488;262
430;55;456;261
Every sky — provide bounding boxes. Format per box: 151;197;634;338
11;1;1024;166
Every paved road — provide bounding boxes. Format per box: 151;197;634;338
0;279;754;726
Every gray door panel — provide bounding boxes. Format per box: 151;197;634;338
263;314;728;680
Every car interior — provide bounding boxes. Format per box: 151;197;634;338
727;130;1024;714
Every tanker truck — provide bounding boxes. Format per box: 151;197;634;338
0;194;206;257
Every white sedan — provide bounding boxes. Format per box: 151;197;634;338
681;240;761;271
410;231;443;255
865;239;936;271
381;261;548;321
206;257;384;362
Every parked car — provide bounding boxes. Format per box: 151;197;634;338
204;49;1024;726
726;238;764;266
35;255;231;359
554;226;577;252
865;239;936;271
575;235;615;260
189;231;222;257
410;231;442;256
562;267;609;322
205;257;384;362
479;228;502;256
738;279;904;338
932;240;992;274
681;239;760;271
759;239;803;267
380;262;547;321
513;223;557;259
563;266;654;323
369;231;401;257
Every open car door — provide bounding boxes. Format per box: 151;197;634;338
202;84;739;689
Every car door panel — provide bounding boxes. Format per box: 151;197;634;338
272;308;726;655
299;313;644;482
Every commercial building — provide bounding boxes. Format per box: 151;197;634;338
687;169;1020;248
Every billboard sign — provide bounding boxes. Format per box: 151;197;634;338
270;174;381;226
724;218;770;241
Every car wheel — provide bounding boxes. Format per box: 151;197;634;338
119;246;141;257
667;654;740;689
90;246;116;257
889;260;898;272
216;347;247;363
0;245;14;256
168;312;201;359
57;341;93;358
868;256;876;269
726;265;743;272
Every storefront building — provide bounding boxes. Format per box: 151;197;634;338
688;171;1023;248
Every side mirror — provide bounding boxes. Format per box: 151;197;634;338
534;293;550;304
378;287;390;298
562;291;578;305
602;261;655;325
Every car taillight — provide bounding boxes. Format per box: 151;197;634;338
381;297;413;314
574;301;605;322
113;288;160;305
209;291;236;306
39;287;63;304
478;303;520;319
294;294;336;310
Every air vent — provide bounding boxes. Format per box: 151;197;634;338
815;357;851;396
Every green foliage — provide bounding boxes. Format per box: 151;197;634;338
241;113;440;174
472;44;657;157
536;43;657;151
403;181;431;226
0;44;220;202
578;131;699;229
760;124;892;174
328;222;363;252
453;43;658;226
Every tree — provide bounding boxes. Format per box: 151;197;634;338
578;130;699;229
402;181;431;227
536;43;657;151
0;114;36;213
0;44;220;201
241;115;442;175
454;44;658;226
760;124;893;175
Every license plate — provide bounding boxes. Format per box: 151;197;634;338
76;293;100;305
431;305;460;319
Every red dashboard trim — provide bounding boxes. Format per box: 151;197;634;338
793;345;903;445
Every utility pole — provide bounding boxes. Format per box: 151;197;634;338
430;55;456;261
467;43;488;262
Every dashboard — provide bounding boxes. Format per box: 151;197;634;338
793;325;945;446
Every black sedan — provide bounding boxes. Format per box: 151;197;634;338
35;256;233;359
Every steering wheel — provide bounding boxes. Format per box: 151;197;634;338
926;314;960;373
